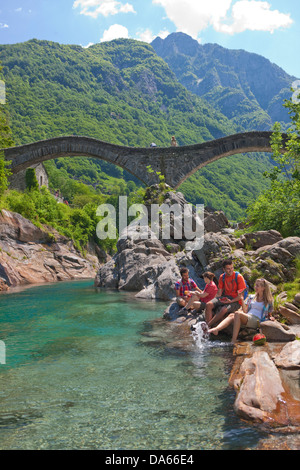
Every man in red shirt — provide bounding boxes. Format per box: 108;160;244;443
205;259;246;327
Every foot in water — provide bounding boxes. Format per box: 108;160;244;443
208;327;218;336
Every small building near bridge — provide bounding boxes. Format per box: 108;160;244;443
9;163;49;192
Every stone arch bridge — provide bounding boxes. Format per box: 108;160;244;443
2;131;286;189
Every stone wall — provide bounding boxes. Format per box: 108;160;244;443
9;163;49;191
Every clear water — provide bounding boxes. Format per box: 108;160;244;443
0;280;265;450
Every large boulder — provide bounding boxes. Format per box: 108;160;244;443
203;210;230;233
257;237;300;266
234;351;285;424
144;187;204;245
274;341;300;370
233;348;300;428
95;224;179;299
193;232;232;272
260;320;296;342
279;306;300;325
135;259;180;301
95;189;207;299
238;230;283;250
0;209;52;244
95;258;119;288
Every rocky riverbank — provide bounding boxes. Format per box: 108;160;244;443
0;209;99;291
95;186;300;437
95;187;300;302
1;189;299;438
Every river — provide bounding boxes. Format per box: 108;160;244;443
0;279;266;450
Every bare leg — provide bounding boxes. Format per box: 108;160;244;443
190;301;201;313
231;311;249;343
205;301;214;324
208;313;235;335
185;294;200;311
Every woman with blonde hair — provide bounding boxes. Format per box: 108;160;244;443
208;278;275;343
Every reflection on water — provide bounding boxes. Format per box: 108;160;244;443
0;280;265;450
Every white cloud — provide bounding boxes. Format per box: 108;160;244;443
136;28;170;43
153;0;232;38
216;1;293;34
0;23;9;29
100;24;129;42
73;0;135;18
153;0;293;38
82;42;95;48
136;29;155;43
119;3;135;14
157;29;170;40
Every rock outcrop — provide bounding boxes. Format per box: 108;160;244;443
231;345;300;429
233;350;286;424
95;186;300;304
0;209;99;290
95;224;179;300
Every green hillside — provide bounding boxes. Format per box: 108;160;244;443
178;152;274;220
0;38;233;146
0;37;286;220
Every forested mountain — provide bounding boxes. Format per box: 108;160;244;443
0;35;295;220
152;32;296;132
0;38;232;147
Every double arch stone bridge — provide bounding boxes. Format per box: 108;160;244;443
3;131;287;189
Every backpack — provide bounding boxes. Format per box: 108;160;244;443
222;271;249;300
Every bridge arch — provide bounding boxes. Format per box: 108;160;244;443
3;132;286;189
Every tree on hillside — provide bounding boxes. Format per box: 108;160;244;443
0;62;14;197
25;168;39;191
247;91;300;236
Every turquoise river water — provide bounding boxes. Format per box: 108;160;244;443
0;279;266;450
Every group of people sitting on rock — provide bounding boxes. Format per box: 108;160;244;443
174;259;275;343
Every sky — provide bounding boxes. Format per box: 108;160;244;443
0;0;299;79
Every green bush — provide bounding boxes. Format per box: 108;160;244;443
1;187;104;253
25;168;39;191
247;97;300;237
